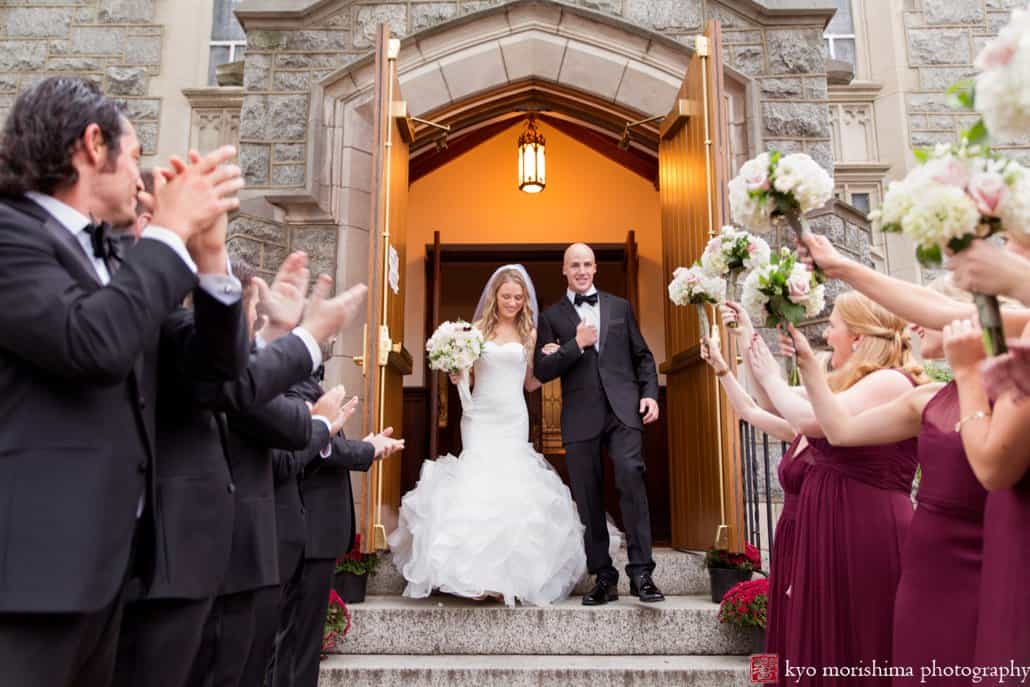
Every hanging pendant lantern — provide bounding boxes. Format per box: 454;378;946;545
517;115;546;193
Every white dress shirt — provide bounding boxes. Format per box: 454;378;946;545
567;286;600;352
25;191;243;305
26;192;245;516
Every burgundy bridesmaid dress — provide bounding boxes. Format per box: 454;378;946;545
892;382;986;685
765;436;812;686
975;481;1030;666
975;342;1030;666
783;426;918;684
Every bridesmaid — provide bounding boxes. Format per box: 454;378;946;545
749;292;927;686
783;303;987;686
943;239;1030;667
698;307;809;686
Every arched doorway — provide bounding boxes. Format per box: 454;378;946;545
310;3;753;553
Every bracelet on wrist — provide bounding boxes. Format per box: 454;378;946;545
954;409;991;433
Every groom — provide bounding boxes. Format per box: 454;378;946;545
535;243;664;604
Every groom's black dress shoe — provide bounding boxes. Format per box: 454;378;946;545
582;578;619;606
630;573;666;603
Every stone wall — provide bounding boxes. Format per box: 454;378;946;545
0;0;164;155
905;0;1030;161
228;0;835;278
236;0;833;198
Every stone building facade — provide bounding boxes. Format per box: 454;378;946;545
1;0;1029;327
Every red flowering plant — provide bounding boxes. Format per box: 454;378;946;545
718;578;768;629
321;589;352;658
334;533;382;576
704;542;763;573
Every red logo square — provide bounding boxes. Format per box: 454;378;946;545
750;653;778;684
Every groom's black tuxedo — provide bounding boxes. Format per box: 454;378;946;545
535;290;659;585
534;293;658;442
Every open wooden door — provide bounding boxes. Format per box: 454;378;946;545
623;230;639;316
359;24;414;553
659;21;744;553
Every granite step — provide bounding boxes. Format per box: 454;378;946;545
318;654;753;687
333;594;753;656
369;546;710;596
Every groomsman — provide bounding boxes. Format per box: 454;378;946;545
271;373;403;687
0;77;244;687
111;209;365;687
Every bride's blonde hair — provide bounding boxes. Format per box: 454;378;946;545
826;291;928;392
474;268;535;348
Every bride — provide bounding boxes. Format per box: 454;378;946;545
388;265;590;607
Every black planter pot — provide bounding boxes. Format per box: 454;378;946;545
708;567;753;603
334;571;368;604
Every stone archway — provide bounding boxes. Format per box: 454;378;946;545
297;2;753;386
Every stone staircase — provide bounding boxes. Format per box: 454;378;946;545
319;548;755;686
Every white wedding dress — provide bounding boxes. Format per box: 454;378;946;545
388;340;592;607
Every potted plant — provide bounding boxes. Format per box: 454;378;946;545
705;542;761;603
333;533;381;604
320;589;351;659
719;578;769;654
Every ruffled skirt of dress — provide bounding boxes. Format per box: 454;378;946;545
388;441;589;607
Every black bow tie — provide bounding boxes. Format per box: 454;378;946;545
84;221;113;260
574;292;598;307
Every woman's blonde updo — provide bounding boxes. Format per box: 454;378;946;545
826;291;929;391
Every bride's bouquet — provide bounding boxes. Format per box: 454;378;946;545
872;139;1029;355
728;151;834;236
667;265;726;336
426;320;485;374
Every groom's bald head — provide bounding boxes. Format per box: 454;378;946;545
563;243;597;294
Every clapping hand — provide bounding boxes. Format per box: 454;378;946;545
299;275;368;346
364;426;405;460
151;146;243;244
253;251;310;342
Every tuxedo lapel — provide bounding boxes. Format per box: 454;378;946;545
598;291;612;354
558;296;580;329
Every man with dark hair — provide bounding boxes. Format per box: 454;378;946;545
0;76;245;687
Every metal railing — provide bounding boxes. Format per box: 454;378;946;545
739;420;787;561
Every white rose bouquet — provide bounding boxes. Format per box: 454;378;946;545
972;5;1030;142
700;225;772;303
426;320;485;374
728;151;834;237
668;264;727;336
872;140;1028;355
740;248;825;382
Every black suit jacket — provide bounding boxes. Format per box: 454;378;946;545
291;377;375;561
145;332;313;600
220;386;313;595
0;196;202;613
534;291;658;444
270;445;307;583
